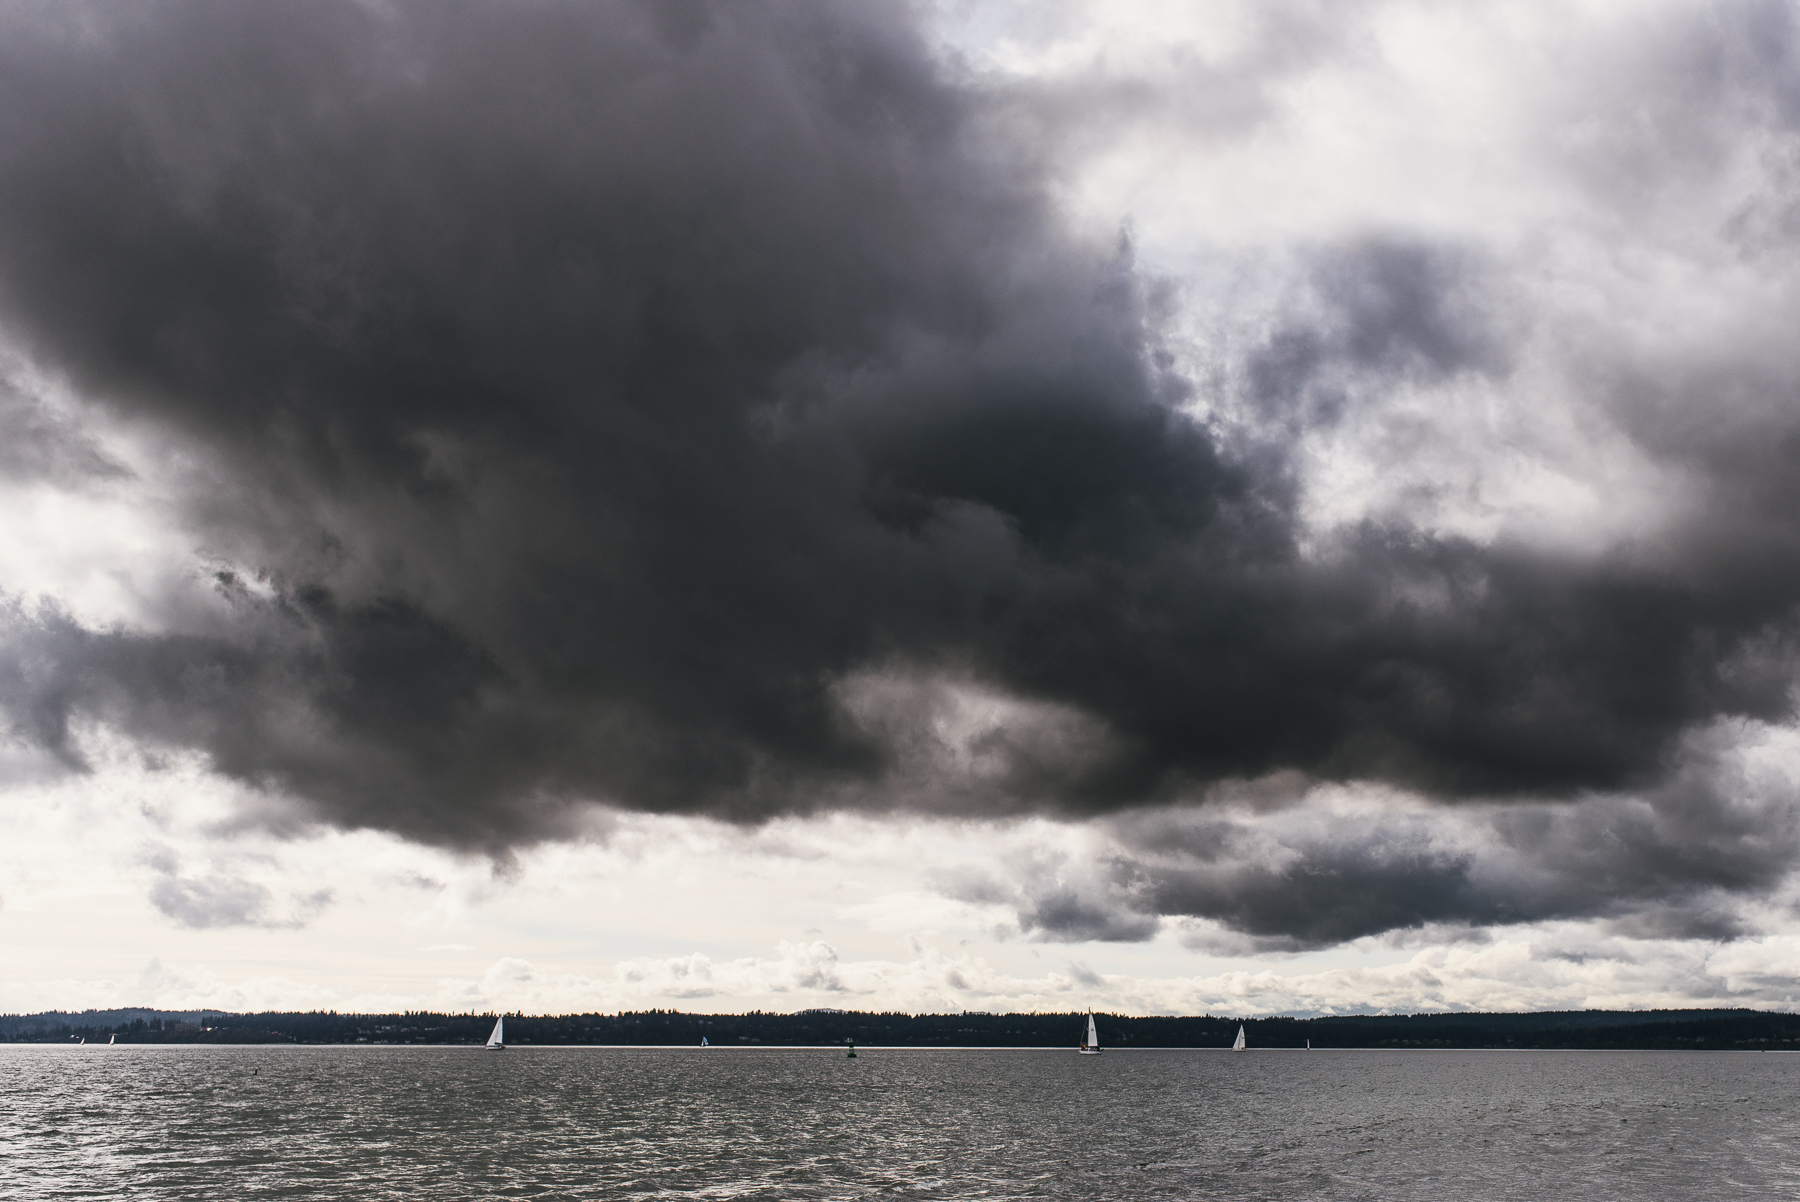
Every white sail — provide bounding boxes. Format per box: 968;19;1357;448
700;1037;708;1047
486;1017;505;1049
1232;1024;1246;1052
109;1035;115;1045
1087;1014;1099;1049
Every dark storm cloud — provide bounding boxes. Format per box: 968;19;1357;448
1;0;1800;949
969;729;1800;951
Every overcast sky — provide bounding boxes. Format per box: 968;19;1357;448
5;0;1800;1018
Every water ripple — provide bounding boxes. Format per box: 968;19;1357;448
2;1047;1797;1200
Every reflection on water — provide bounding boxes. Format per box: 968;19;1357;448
3;1046;1797;1199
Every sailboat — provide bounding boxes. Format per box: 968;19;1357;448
1232;1024;1247;1052
1078;1013;1102;1055
109;1035;116;1045
700;1037;709;1047
486;1017;506;1051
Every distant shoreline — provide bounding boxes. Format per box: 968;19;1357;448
12;1043;1800;1053
5;1007;1797;1051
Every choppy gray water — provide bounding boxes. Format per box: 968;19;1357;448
3;1046;1798;1200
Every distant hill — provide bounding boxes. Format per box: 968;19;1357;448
4;1007;1798;1049
0;1008;228;1038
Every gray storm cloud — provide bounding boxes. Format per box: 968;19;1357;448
934;723;1800;950
2;0;1800;946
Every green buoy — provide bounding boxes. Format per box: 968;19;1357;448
846;1040;857;1059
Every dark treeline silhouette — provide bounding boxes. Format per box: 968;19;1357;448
5;1008;1800;1049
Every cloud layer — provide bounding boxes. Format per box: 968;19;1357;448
942;721;1800;950
17;930;1800;1019
2;0;1800;951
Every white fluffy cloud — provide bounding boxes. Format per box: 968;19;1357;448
14;929;1800;1018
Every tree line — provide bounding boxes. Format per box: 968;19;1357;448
5;1007;1800;1049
